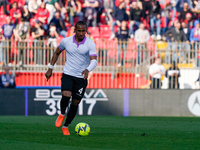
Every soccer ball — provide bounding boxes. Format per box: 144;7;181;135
75;122;90;136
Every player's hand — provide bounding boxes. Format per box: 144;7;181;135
45;69;53;82
82;69;89;80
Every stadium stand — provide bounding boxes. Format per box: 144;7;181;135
0;0;200;89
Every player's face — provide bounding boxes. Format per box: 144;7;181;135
75;25;87;41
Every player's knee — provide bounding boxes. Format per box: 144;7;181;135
71;99;81;106
62;95;71;101
62;91;72;97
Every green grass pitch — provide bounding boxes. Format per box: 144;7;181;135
0;116;200;150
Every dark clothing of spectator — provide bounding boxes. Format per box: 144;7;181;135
0;73;16;88
179;9;194;22
0;0;7;14
50;17;66;33
149;0;161;18
116;27;129;42
182;25;190;40
140;0;151;18
150;78;162;89
130;7;142;22
116;26;129;65
2;24;15;39
21;9;31;22
164;27;188;42
32;26;45;40
114;7;128;21
165;66;180;89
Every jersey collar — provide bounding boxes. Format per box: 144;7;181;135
73;35;86;48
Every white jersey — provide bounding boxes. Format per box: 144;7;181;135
58;35;97;78
149;63;165;79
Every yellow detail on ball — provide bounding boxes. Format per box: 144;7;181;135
75;122;90;136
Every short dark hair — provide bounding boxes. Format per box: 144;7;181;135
75;21;87;29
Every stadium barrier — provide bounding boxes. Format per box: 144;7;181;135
0;88;200;117
0;39;200;89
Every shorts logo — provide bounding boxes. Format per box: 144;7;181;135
78;88;83;94
188;91;200;116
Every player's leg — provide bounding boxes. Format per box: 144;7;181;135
55;74;73;128
62;77;87;135
63;99;81;127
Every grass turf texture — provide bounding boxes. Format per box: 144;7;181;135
0;116;200;150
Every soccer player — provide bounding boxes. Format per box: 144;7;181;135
45;21;97;135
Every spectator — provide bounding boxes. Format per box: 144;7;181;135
9;1;22;25
96;0;104;26
50;10;67;37
165;61;180;89
47;22;59;48
139;0;151;19
0;16;15;40
190;20;200;43
149;58;165;89
135;23;150;43
14;17;30;67
189;20;200;66
103;0;114;25
67;0;83;26
68;25;75;36
135;23;150;64
84;0;99;27
115;20;129;67
160;1;171;35
171;0;192;24
193;0;200;13
179;2;194;22
110;2;127;39
182;21;190;41
0;16;15;63
125;0;131;17
46;0;66;23
35;2;50;31
28;0;40;16
129;1;142;39
21;5;31;26
31;20;45;41
0;0;7;15
31;20;45;64
164;21;189;63
149;0;161;40
8;0;26;8
0;65;16;88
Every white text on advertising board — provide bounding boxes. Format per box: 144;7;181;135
34;89;108;115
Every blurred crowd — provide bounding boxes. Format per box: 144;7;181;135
1;0;200;42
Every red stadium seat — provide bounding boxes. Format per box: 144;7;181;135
30;18;36;27
0;14;7;27
87;27;100;38
160;17;167;28
100;25;112;39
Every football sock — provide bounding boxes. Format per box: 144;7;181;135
64;104;78;126
60;96;70;115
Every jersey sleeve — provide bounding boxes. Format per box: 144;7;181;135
89;41;97;57
58;38;66;51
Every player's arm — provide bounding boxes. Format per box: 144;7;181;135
45;47;62;82
82;56;97;80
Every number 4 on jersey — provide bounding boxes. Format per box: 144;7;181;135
79;88;83;94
